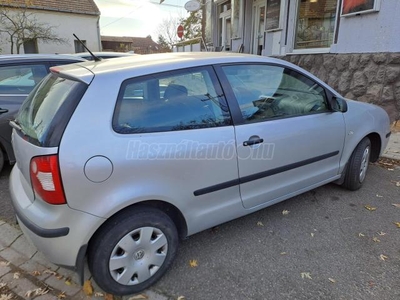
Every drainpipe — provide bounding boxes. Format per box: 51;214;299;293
97;16;102;51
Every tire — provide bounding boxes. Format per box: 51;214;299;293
88;206;179;296
0;149;4;174
343;137;371;191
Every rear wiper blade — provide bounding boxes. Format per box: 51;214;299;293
10;119;25;134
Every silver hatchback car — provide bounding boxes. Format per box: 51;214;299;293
9;53;391;295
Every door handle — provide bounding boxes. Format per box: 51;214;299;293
0;108;9;114
243;137;264;146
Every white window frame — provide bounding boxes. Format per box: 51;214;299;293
341;0;381;17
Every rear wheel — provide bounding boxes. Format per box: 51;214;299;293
88;207;178;295
343;137;371;191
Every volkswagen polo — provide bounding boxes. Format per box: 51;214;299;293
9;52;391;295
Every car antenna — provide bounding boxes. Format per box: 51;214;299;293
73;33;102;62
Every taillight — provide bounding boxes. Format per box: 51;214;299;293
30;155;66;205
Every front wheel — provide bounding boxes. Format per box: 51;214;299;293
88;207;179;295
343;137;371;191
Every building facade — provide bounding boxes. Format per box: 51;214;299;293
205;0;400;121
0;0;101;54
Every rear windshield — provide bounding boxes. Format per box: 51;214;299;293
16;73;87;147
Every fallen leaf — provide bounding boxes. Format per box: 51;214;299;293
43;270;57;276
392;203;400;208
13;272;20;279
394;222;400;228
257;221;264;226
0;283;6;289
280;252;287;255
282;210;290;215
301;272;312;279
310;233;315;237
377;231;386;236
58;292;66;299
94;292;104;297
25;290;35;298
376;194;383;198
0;262;10;267
65;278;72;286
391;180;400;187
83;280;93;296
105;294;114;300
31;271;41;276
388;168;394;171
34;288;49;296
364;205;377;211
368;281;375;287
328;278;336;283
189;260;198;268
55;274;63;280
128;295;148;300
358;233;365;237
0;293;13;300
372;237;380;243
379;254;388;261
177;297;186;300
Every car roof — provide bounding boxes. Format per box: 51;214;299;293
72;52;137;58
0;54;87;63
56;52;287;79
54;52;340;97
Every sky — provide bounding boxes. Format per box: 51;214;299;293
94;0;188;39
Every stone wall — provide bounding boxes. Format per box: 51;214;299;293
277;53;400;122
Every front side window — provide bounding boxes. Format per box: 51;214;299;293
0;64;47;95
221;64;328;123
113;67;231;134
294;0;338;49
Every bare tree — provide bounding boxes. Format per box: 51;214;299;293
0;4;67;54
156;15;181;49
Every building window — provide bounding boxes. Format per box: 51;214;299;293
218;1;232;51
294;0;338;49
23;39;38;53
74;40;87;53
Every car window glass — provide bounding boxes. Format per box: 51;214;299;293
221;64;328;123
0;64;47;95
113;68;231;134
17;74;86;145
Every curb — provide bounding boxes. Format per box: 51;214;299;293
0;222;169;300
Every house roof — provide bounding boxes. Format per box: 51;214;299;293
101;36;160;50
0;0;100;16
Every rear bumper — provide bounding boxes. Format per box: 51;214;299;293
9;165;105;268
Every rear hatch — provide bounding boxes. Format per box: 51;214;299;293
11;66;92;203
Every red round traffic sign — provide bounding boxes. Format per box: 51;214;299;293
177;25;184;39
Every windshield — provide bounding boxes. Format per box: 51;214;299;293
16;73;87;147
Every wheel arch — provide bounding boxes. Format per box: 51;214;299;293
367;132;381;163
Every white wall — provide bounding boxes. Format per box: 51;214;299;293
0;10;100;54
332;0;400;53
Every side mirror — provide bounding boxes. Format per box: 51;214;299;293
331;96;348;113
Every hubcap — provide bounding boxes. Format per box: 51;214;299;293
359;146;370;183
109;227;168;285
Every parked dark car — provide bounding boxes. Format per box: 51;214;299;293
0;54;85;172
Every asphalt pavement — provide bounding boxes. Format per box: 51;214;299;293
0;131;399;299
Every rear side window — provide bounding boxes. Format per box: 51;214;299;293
113;67;231;134
0;64;47;95
16;73;87;146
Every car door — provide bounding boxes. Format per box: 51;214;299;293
0;62;49;162
216;63;346;209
